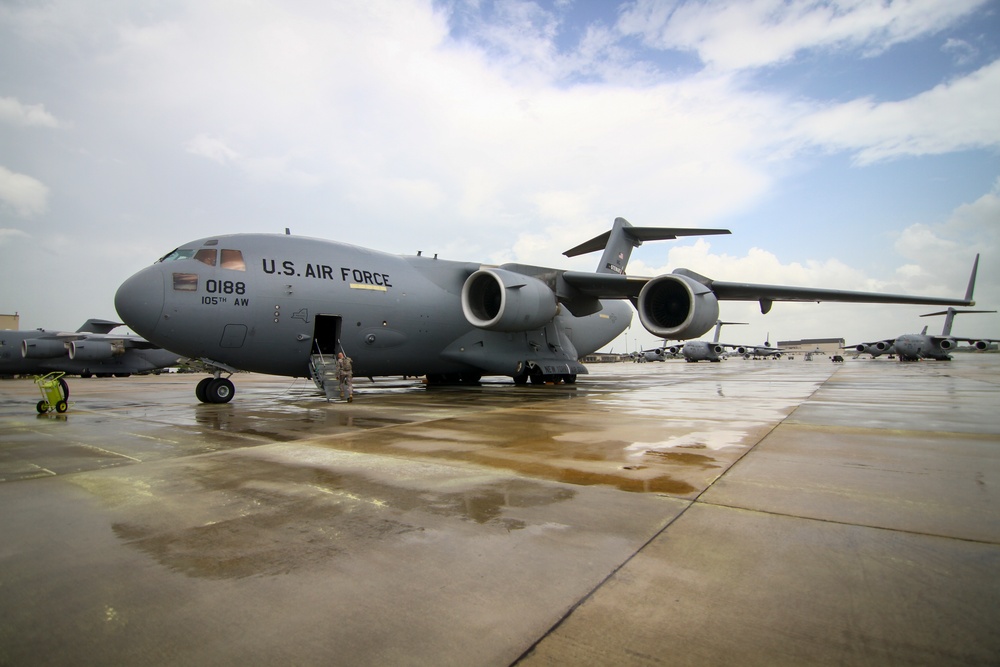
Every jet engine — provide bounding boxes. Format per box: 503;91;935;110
69;340;126;361
971;340;989;350
461;268;559;332
22;338;68;359
938;338;956;350
736;346;748;355
636;274;719;339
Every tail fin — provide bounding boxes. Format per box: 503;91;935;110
921;305;996;336
563;217;730;275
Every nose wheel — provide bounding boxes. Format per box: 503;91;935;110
196;376;235;403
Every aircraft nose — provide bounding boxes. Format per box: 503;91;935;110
115;267;165;339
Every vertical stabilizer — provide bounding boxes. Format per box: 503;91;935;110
597;217;641;275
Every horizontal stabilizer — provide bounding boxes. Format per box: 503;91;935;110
564;223;730;258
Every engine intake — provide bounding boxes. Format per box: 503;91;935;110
22;338;68;359
461;268;559;332
636;274;719;339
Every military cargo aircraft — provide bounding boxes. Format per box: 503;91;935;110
736;334;785;359
114;217;977;403
852;307;998;361
0;319;182;385
847;255;996;360
667;320;748;362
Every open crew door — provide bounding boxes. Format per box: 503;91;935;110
312;315;342;358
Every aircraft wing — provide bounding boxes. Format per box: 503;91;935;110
41;331;163;349
560;270;975;308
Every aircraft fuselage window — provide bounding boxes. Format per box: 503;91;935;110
159;248;195;263
173;273;198;291
221;249;246;271
194;249;217;266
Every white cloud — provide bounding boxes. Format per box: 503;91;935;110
617;0;989;72
0;166;49;217
795;59;1000;163
0;96;64;128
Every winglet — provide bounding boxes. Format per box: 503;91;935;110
964;253;980;303
563;217;730;275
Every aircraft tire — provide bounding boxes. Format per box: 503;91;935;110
195;377;212;403
563;374;577;384
207;378;235;403
512;372;528;385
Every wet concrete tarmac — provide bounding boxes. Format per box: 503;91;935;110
1;356;998;665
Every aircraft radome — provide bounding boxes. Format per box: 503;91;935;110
114;217;976;403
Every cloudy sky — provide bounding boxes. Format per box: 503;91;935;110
2;0;998;352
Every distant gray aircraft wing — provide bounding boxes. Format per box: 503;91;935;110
44;331;163;349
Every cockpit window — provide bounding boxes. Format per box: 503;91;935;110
158;248;195;263
173;273;198;291
220;249;246;271
194;249;217;266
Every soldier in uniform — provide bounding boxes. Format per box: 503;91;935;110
336;351;353;402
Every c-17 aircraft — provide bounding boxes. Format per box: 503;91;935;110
851;307;998;361
847;255;996;360
0;319;183;386
114;217;976;403
664;320;748;362
736;334;784;359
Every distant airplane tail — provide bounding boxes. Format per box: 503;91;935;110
921;306;996;336
563;217;730;275
712;320;748;343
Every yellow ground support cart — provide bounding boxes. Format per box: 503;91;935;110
34;372;69;414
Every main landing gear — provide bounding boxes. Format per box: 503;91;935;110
195;375;236;403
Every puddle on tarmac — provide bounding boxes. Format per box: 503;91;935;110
82;456;578;580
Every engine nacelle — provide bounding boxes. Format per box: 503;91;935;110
22;338;69;359
972;340;989;351
636;274;719;339
461;268;559;332
939;338;956;350
69;340;126;361
710;344;724;355
736;346;748;355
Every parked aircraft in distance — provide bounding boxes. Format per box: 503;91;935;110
635;341;679;362
115;217;976;403
0;319;182;385
736;334;784;359
864;307;997;361
669;320;748;362
847;255;996;360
